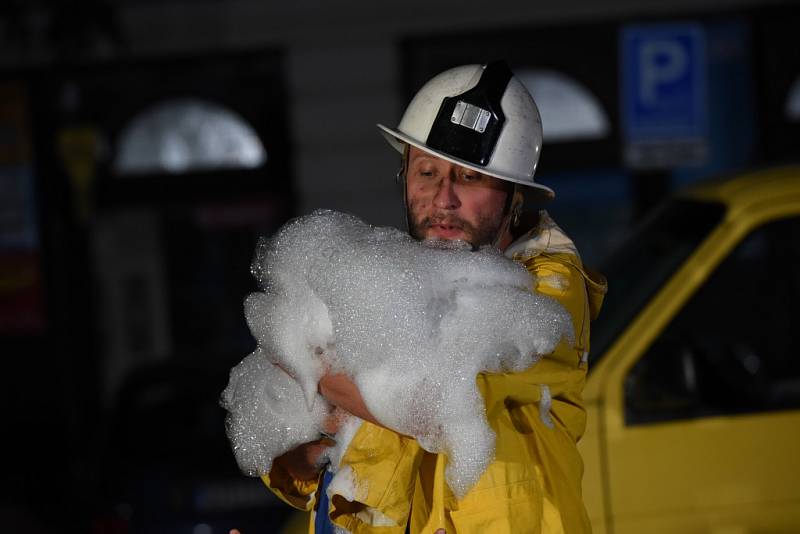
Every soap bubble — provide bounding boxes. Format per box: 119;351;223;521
220;348;330;476
223;210;572;497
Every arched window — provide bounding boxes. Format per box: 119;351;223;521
515;69;610;143
114;98;267;175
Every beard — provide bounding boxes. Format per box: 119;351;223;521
408;209;505;248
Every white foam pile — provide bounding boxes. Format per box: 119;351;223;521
221;210;572;498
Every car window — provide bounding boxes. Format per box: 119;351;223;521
591;198;725;366
625;215;800;425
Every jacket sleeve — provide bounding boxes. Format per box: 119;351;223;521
329;422;424;533
430;251;601;534
261;463;320;512
521;251;605;362
259;422;424;532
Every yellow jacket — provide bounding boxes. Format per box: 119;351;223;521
263;212;607;534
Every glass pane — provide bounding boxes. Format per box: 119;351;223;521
625;216;800;424
591;198;725;363
114;98;267;175
786;75;800;121
515;68;611;142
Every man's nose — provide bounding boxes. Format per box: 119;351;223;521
432;177;461;210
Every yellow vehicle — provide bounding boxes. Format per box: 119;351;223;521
580;166;800;533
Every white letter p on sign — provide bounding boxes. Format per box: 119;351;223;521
639;40;687;106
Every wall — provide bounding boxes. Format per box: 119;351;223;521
0;0;781;227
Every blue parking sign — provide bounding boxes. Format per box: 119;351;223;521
621;23;709;167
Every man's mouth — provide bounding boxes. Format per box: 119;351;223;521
429;222;461;230
427;221;465;238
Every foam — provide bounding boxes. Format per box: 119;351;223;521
223;210;573;498
220;348;330;476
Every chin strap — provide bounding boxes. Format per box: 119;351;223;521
397;145;411;233
492;185;523;250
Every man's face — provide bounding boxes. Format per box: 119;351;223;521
406;146;510;247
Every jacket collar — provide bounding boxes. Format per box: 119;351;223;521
504;210;580;260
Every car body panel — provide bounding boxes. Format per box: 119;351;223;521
581;166;800;533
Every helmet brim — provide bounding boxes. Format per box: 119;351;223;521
377;123;555;201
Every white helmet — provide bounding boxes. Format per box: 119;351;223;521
377;61;553;200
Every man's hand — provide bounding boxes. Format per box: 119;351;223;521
272;437;335;481
271;408;345;481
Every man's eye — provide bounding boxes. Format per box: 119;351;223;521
462;173;480;181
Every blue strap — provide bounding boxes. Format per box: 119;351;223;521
314;469;336;534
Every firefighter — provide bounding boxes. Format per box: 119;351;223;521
264;61;606;534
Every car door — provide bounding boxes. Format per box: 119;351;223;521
598;206;800;533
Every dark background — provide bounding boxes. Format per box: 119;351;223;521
0;0;798;532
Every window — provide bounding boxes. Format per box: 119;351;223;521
625;216;800;424
786;75;800;122
591;198;725;364
114;98;267;175
515;69;610;143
